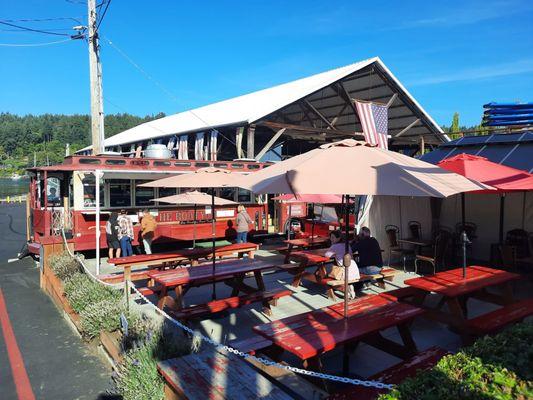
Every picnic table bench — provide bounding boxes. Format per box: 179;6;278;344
157;349;294;400
278;237;330;262
253;293;424;378
404;265;526;343
108;242;258;281
144;258;290;317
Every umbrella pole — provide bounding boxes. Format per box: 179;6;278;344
211;190;216;300
461;193;467;278
499;194;505;244
193;204;197;248
343;194;351;319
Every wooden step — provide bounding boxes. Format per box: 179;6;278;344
227;335;273;355
466;298;533;335
170;289;292;320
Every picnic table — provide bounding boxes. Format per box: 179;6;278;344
108;242;258;281
145;258;289;317
282;237;330;261
404;266;523;341
253;293;424;376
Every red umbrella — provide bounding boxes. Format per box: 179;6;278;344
438;153;533;244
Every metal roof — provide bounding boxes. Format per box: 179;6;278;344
95;57;446;150
420;131;533;173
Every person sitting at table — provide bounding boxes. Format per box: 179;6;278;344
325;230;360;299
351;226;383;275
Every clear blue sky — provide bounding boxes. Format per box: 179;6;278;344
1;0;532;127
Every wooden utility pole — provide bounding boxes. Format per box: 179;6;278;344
87;0;105;155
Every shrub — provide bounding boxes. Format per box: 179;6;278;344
80;298;137;339
64;273;122;314
379;322;533;400
49;252;81;281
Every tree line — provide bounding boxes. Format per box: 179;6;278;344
0;112;164;177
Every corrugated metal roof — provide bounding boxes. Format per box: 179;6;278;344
96;57;445;149
421;131;533;173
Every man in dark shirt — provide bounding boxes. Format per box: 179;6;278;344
351;226;383;275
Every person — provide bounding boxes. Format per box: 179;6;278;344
325;230;360;299
106;211;121;259
140;209;157;255
235;205;252;243
351;226;383;275
118;209;134;257
48;187;59;204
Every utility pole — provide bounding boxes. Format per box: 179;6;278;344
87;0;105;155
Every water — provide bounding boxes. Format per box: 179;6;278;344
0;178;29;198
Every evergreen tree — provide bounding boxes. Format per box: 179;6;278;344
451;112;460;133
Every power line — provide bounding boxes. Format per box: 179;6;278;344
96;0;111;31
0;20;72;37
2;16;83;24
0;38;73;47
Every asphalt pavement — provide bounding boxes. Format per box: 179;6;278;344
0;204;113;400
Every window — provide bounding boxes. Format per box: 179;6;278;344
237;188;252;203
135;180;154;207
219;187;236;201
105;159;126;165
109;179;131;207
158;187;176;199
82;175;104;208
154;161;171;167
79;158;101;164
46;177;61;206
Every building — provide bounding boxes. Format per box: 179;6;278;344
80;57;448;160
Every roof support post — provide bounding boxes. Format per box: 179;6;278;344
303;100;336;130
247;125;255;159
298;102;316;127
419;135;425;155
395;118;420;138
236;126;244;159
338;82;359;118
386;93;398;108
255;128;286;161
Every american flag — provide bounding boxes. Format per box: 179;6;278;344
354;100;389;149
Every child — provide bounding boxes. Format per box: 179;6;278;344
325;230;360;299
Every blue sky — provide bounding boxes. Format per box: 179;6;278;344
1;0;532;127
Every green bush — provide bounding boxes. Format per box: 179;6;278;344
49;252;81;281
379;322;533;400
80;298;136;339
64;273;122;314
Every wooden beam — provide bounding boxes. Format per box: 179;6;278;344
338;82;359;118
247;125;255;158
394;118;420;138
298;102;316;127
303;100;336;130
257;121;364;139
255;128;286;161
235;126;244;158
386;93;398;108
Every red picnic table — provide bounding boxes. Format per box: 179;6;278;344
108;242;258;282
145;259;290;318
253;293;424;376
282;237;330;262
404;266;524;342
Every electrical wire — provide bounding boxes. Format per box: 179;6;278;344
0;20;72;36
2;16;83;24
96;0;111;31
0;38;73;47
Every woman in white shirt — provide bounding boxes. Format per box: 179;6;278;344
324;230;360;298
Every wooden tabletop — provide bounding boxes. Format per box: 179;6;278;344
286;249;332;264
253;294;424;360
397;238;433;247
404;266;520;298
147;259;275;287
285;237;329;246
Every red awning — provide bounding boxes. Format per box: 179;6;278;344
438;153;533;192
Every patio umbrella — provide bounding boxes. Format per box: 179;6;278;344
236;139;491;317
152;190;236;247
142;168;246;300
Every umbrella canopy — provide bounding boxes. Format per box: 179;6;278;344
141;167;243;188
272;194;345;203
236;139;489;197
437;154;533;192
153;190;236;205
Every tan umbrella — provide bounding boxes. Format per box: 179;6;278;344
153;191;236;248
142;168;245;300
236;139;491;318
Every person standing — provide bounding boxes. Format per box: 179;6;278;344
140;209;157;255
118;209;134;257
106;211;121;259
235;205;253;243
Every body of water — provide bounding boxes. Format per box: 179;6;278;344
0;178;29;198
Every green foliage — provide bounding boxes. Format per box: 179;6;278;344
64;273;122;314
49;252;82;281
0;112;164;176
451;112;460;133
379;322;533;400
79;298;135;339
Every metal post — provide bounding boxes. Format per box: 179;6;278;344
95;170;102;275
88;0;105;155
193;203;197;248
461;192;467;278
211;190;216;300
343;194;351;319
498;194;505;244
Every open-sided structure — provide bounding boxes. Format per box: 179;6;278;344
81;57;447;160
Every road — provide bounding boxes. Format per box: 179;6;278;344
0;204;113;400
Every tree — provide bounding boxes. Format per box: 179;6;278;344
451;112;460;133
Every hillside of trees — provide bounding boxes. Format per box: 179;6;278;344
0;112;164;177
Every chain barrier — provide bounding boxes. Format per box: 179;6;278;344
129;283;394;390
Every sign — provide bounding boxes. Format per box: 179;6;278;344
216;209;235;218
120;313;129;337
